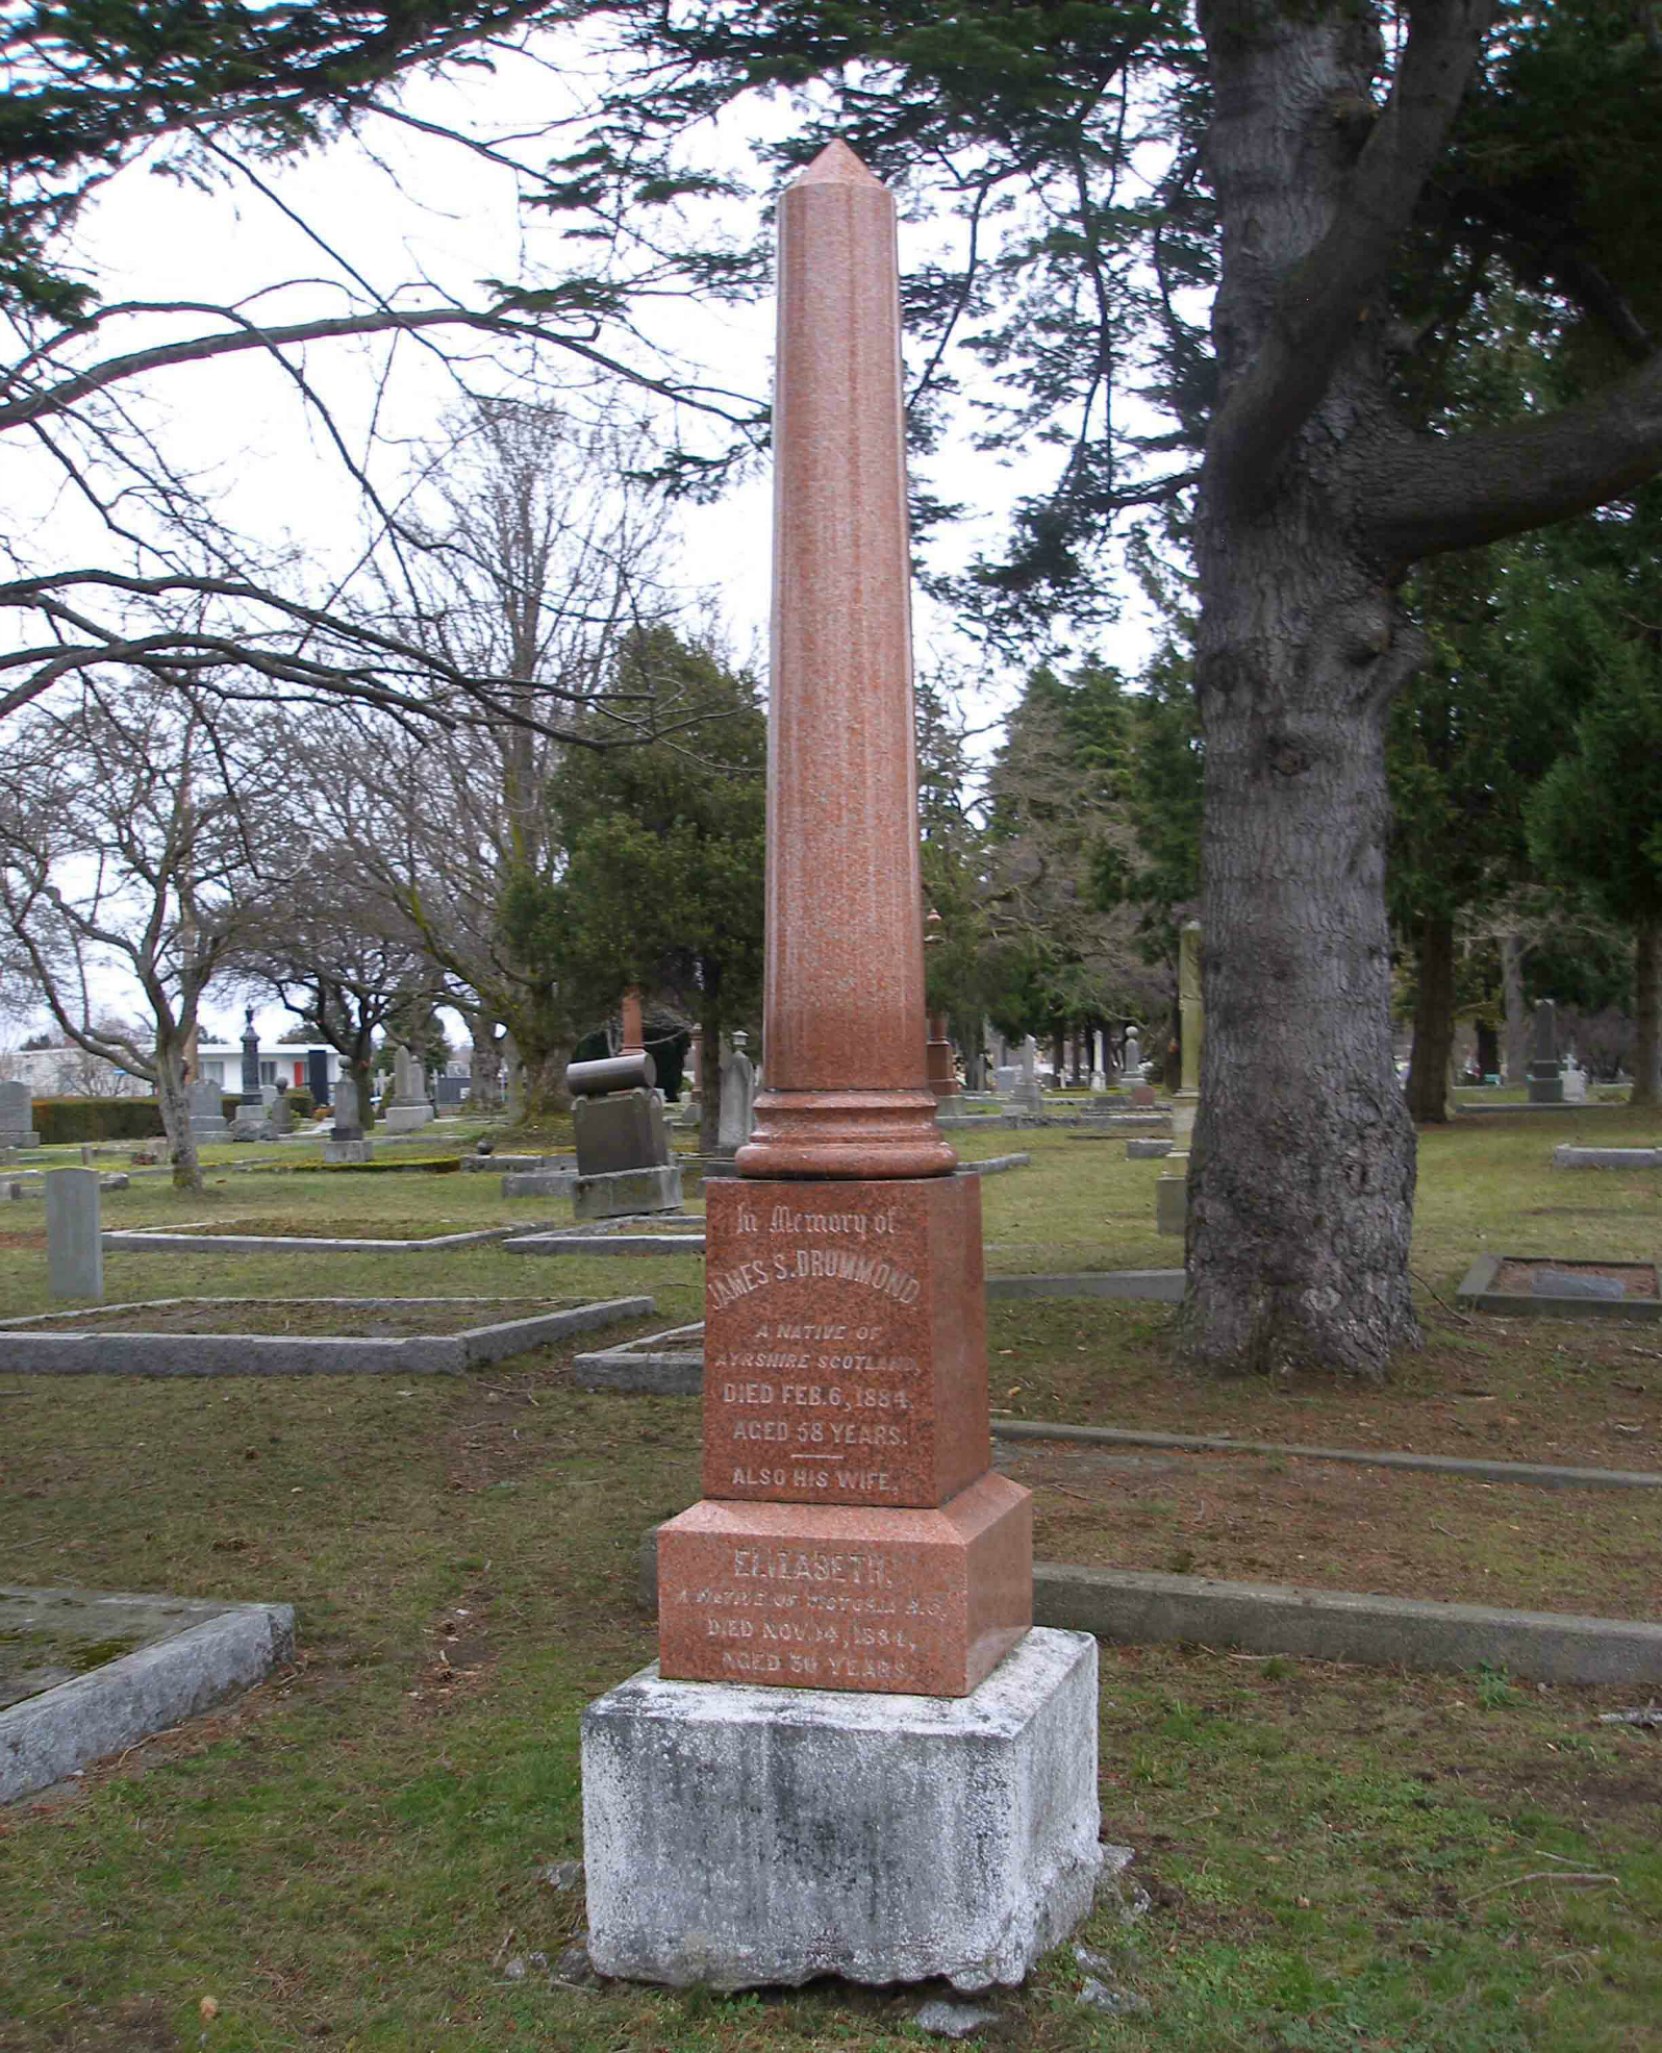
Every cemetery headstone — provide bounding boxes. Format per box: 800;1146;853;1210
187;1078;229;1141
268;1090;294;1137
568;1049;681;1220
45;1167;102;1300
1012;1034;1043;1114
1120;1027;1144;1086
0;1079;39;1149
620;986;646;1054
383;1044;436;1131
231;1010;270;1141
716;1030;757;1152
1158;921;1203;1234
1562;1052;1589;1104
581;142;1099;1993
323;1072;371;1164
1527;998;1563;1104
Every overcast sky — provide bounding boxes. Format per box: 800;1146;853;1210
1;44;1161;1048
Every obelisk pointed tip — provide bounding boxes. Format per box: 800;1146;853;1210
795;139;884;188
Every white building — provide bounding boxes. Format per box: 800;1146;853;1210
195;1041;342;1096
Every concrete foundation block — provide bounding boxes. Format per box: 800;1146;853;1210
1125;1138;1173;1160
322;1139;373;1165
500;1169;577;1198
381;1103;435;1132
1155;1171;1187;1238
574;1164;684;1222
581;1628;1101;1991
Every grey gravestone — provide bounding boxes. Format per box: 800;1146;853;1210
323;1073;370;1163
383;1044;435;1132
0;1079;39;1147
45;1167;102;1300
1012;1035;1043;1114
268;1092;293;1136
573;1089;671;1178
1562;1054;1588;1104
1119;1029;1143;1085
187;1078;229;1140
231;1010;270;1140
1527;999;1563;1104
1532;1268;1625;1300
717;1031;757;1151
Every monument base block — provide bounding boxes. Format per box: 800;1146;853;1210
382;1102;435;1132
657;1470;1032;1697
322;1139;373;1165
573;1164;684;1221
1156;1169;1188;1237
582;1627;1101;1991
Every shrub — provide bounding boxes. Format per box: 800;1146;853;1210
34;1097;166;1144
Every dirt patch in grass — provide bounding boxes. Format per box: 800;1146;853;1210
992;1298;1662;1470
1493;1257;1658;1297
13;1296;583;1337
1002;1438;1662;1616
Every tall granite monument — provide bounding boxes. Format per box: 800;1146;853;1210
582;142;1100;1992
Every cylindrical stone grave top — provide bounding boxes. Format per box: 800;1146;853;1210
567;1051;656;1098
738;141;956;1182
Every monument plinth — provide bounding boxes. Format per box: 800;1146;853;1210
582;140;1098;1992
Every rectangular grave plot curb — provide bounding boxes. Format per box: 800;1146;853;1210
992;1417;1662;1491
635;1545;1662;1683
0;1299;654;1376
102;1225;525;1255
504;1232;707;1256
986;1270;1185;1303
2;1596;294;1804
574;1324;705;1395
1457;1253;1662;1321
1031;1565;1662;1686
458;1295;654;1366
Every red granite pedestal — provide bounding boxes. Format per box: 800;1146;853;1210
658;1173;1033;1697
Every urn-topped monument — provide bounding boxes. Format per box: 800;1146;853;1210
581;142;1100;1992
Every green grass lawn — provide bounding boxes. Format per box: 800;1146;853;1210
2;1110;1659;2050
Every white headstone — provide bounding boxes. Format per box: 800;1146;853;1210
718;1031;757;1151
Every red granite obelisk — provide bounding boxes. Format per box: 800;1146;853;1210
655;142;1031;1698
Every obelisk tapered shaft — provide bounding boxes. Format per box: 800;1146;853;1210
736;142;956;1181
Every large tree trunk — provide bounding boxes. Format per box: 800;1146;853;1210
1501;933;1528;1084
1634;913;1661;1108
1405;912;1458;1124
468;1015;504;1112
154;1032;202;1195
1183;0;1446;1382
1188;516;1422;1381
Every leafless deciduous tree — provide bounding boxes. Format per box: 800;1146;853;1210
0;676;290;1188
300;401;684;1113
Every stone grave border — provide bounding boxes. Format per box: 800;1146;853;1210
575;1322;705;1394
636;1535;1662;1688
1456;1253;1662;1322
507;1216;708;1257
0;1293;652;1375
1552;1145;1662;1170
102;1221;553;1255
2;1586;294;1805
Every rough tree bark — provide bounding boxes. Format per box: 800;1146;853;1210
1184;0;1662;1377
1634;914;1661;1108
1405;913;1457;1124
153;1030;202;1194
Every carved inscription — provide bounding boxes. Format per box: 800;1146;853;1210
705;1192;934;1504
669;1544;948;1689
